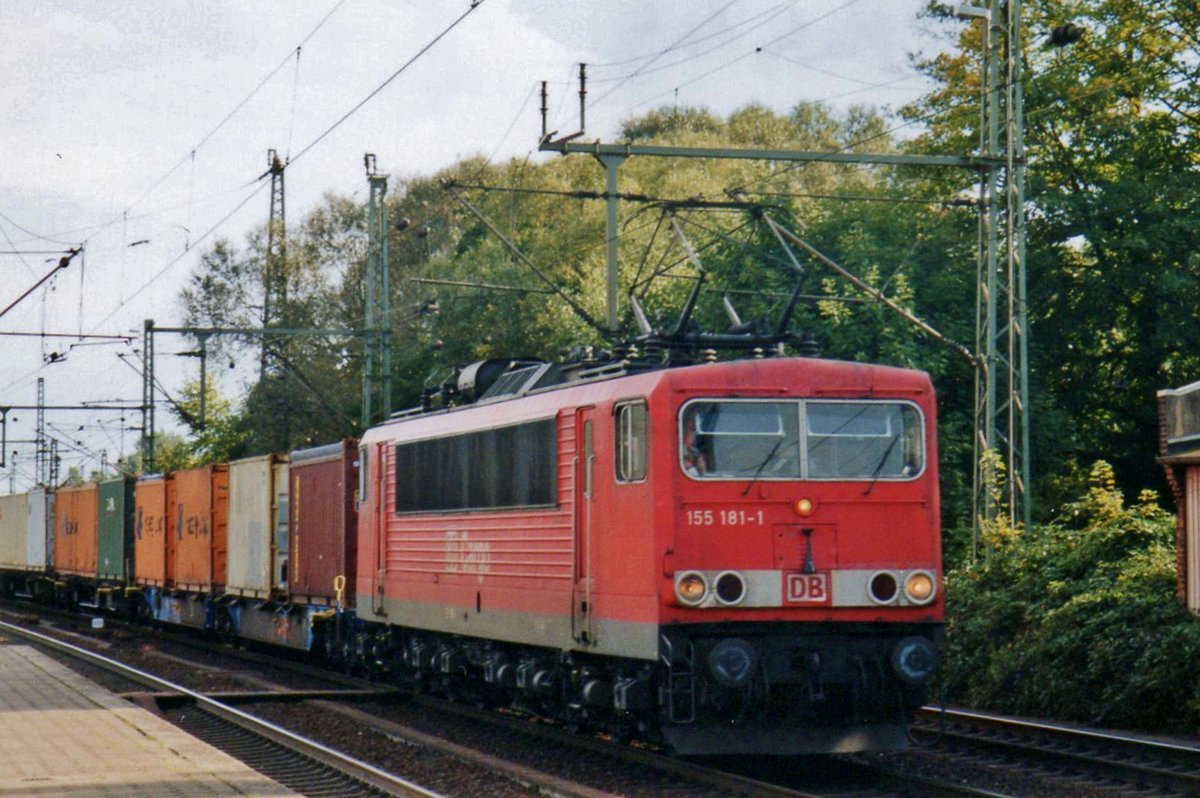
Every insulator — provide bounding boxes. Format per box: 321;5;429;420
1050;23;1084;46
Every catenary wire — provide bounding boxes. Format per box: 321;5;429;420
588;1;737;109
722;13;1186;196
587;0;796;69
583;1;796;87
115;0;349;223
611;0;878;120
286;1;487;168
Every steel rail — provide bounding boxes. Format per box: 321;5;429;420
408;695;828;798
921;706;1200;756
400;693;1013;798
0;619;445;798
917;706;1200;793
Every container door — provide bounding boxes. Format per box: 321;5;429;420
27;490;47;571
273;461;289;594
165;477;177;586
211;468;229;590
98;480;124;580
573;407;596;644
135;480;167;585
0;494;29;569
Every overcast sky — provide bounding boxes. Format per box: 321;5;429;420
0;0;942;488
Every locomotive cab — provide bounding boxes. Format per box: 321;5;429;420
655;364;943;754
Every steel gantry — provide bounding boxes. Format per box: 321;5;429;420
140;322;373;472
539;5;1031;543
140;155;397;472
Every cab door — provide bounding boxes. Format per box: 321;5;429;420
572;407;596;644
371;442;388;617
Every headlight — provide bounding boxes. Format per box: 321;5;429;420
868;571;899;604
904;571;937;605
713;571;746;605
675;571;708;606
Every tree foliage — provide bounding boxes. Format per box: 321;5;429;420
909;0;1200;508
170;0;1200;531
941;462;1200;732
177;101;956;461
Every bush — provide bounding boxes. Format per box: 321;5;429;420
940;462;1200;733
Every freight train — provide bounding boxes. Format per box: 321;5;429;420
0;352;942;755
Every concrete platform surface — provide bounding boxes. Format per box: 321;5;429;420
0;642;299;797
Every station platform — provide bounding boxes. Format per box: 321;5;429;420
0;638;298;797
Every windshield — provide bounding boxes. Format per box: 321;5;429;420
806;402;922;479
681;402;800;479
679;400;923;481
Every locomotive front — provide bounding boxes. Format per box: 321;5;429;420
656;358;942;754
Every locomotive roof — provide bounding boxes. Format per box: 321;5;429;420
360;356;933;446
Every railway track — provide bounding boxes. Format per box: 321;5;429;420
913;706;1200;796
154;618;1001;798
0;619;443;798
11;601;1111;798
192;626;1005;798
1;605;1009;798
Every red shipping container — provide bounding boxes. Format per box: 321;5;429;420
54;483;98;577
288;440;358;604
173;465;229;592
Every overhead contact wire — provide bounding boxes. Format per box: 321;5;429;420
589;1;736;109
85;0;349;241
287;0;487;168
588;0;796;69
86;182;270;335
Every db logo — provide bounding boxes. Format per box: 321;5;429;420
784;572;830;604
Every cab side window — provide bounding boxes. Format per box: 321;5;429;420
615;401;648;483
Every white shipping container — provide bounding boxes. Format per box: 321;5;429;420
226;455;285;597
0;493;29;569
26;488;52;571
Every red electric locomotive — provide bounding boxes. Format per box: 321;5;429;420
351;353;941;754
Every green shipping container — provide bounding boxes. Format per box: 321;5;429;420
98;477;135;581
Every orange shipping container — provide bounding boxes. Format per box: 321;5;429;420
134;476;171;586
54;483;98;577
173;465;228;592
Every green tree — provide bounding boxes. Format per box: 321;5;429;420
907;0;1200;510
173;378;250;464
941;462;1200;732
119;431;195;475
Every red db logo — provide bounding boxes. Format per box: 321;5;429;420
785;573;830;604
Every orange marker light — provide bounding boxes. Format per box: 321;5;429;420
675;572;708;605
904;571;936;604
794;498;815;517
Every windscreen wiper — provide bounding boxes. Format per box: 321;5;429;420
862;434;900;496
741;438;793;497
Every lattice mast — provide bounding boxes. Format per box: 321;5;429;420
364;153;392;427
261;149;287;382
970;0;1030;547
